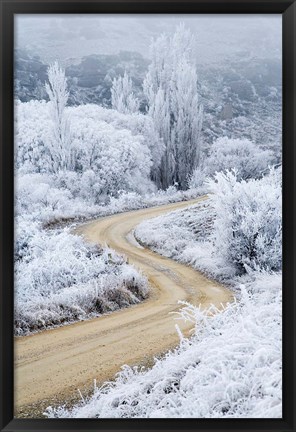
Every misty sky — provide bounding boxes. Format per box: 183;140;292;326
15;14;282;66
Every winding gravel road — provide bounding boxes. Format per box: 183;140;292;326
14;196;233;417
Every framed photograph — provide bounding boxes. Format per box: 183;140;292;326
1;0;295;431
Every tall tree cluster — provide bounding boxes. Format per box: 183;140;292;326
44;25;203;191
143;24;203;189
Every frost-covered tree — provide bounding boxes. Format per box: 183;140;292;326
15;101;157;202
171;60;203;188
143;24;203;189
69;103;164;191
45;61;72;172
111;72;140;114
66;105;154;199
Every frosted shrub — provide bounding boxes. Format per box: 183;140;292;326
14;100;52;173
188;167;206;189
189;137;275;192
68;104;164;179
15;173;78;224
15;101;157;203
70;116;153;197
205;137;274;181
15;221;148;335
109;192;145;213
136;166;282;279
207;167;282;274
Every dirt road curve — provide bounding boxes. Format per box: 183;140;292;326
15;196;233;417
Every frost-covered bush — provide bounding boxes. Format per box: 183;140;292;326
208;167;282;274
15;101;158;200
68;104;164;183
188;167;206;189
14;100;53;173
15;170;201;228
46;272;281;418
69;114;153;197
14;172;93;228
189;137;274;190
204;137;274;181
15;173;73;219
15;220;148;335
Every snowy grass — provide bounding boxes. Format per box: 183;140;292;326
15;221;148;336
134;200;230;280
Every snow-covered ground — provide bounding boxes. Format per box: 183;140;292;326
46;169;282;418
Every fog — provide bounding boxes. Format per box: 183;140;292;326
15;14;281;65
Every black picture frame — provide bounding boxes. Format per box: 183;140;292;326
0;0;295;431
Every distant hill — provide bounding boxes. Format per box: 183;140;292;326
14;49;149;106
14;49;48;101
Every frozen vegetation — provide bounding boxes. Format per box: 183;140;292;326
15;224;149;335
46;274;281;418
47;168;282;418
14;92;201;336
137;168;282;279
14;171;198;336
14;21;282;418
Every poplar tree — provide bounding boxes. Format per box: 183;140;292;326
45;61;72;172
143;24;203;189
